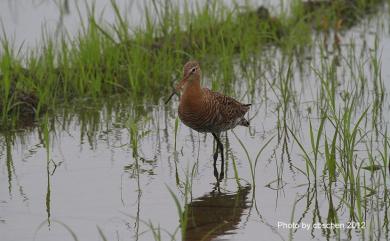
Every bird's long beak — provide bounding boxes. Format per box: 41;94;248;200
164;92;176;104
165;74;190;104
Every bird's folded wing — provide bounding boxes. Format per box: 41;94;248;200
203;88;249;122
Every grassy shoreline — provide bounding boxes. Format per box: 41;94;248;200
0;0;387;128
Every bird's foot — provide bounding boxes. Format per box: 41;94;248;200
213;181;221;192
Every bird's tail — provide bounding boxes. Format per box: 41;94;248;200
240;103;251;126
239;118;250;127
242;103;251;113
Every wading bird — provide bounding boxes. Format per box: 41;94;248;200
166;61;251;181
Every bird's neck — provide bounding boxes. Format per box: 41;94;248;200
183;77;201;95
181;78;203;106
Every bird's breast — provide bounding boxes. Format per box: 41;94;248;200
179;101;203;130
178;94;214;132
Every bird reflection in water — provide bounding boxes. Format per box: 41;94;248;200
185;185;251;241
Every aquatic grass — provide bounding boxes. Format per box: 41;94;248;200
311;55;337;112
167;185;188;240
232;131;275;189
38;114;53;225
334;101;368;186
308;115;326;181
174;116;179;151
369;34;385;134
287;114;326;183
4;131;14;196
121;212;179;241
167;165;194;241
288;196;299;241
34;219;79;241
231;154;242;188
129;119;140;158
379;128;388;186
1;1;390;240
0;36;17;125
324;124;338;182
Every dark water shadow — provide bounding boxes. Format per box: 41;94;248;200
185;185;251;241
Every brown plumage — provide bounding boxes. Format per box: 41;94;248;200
179;87;250;133
167;60;251;182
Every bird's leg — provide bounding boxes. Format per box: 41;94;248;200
218;139;224;181
219;142;224;181
213;149;219;180
212;133;224;181
213;140;219;163
212;133;220;181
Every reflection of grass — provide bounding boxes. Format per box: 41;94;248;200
34;219;79;241
233;131;274;189
167;184;189;241
40;115;53;225
174;117;179;152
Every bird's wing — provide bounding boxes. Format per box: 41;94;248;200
202;88;250;122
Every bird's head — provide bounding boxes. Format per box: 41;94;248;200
175;60;201;92
165;60;201;104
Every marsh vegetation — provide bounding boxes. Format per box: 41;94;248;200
0;0;390;240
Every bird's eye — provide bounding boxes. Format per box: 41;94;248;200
191;67;196;73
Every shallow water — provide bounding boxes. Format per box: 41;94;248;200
1;2;390;241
